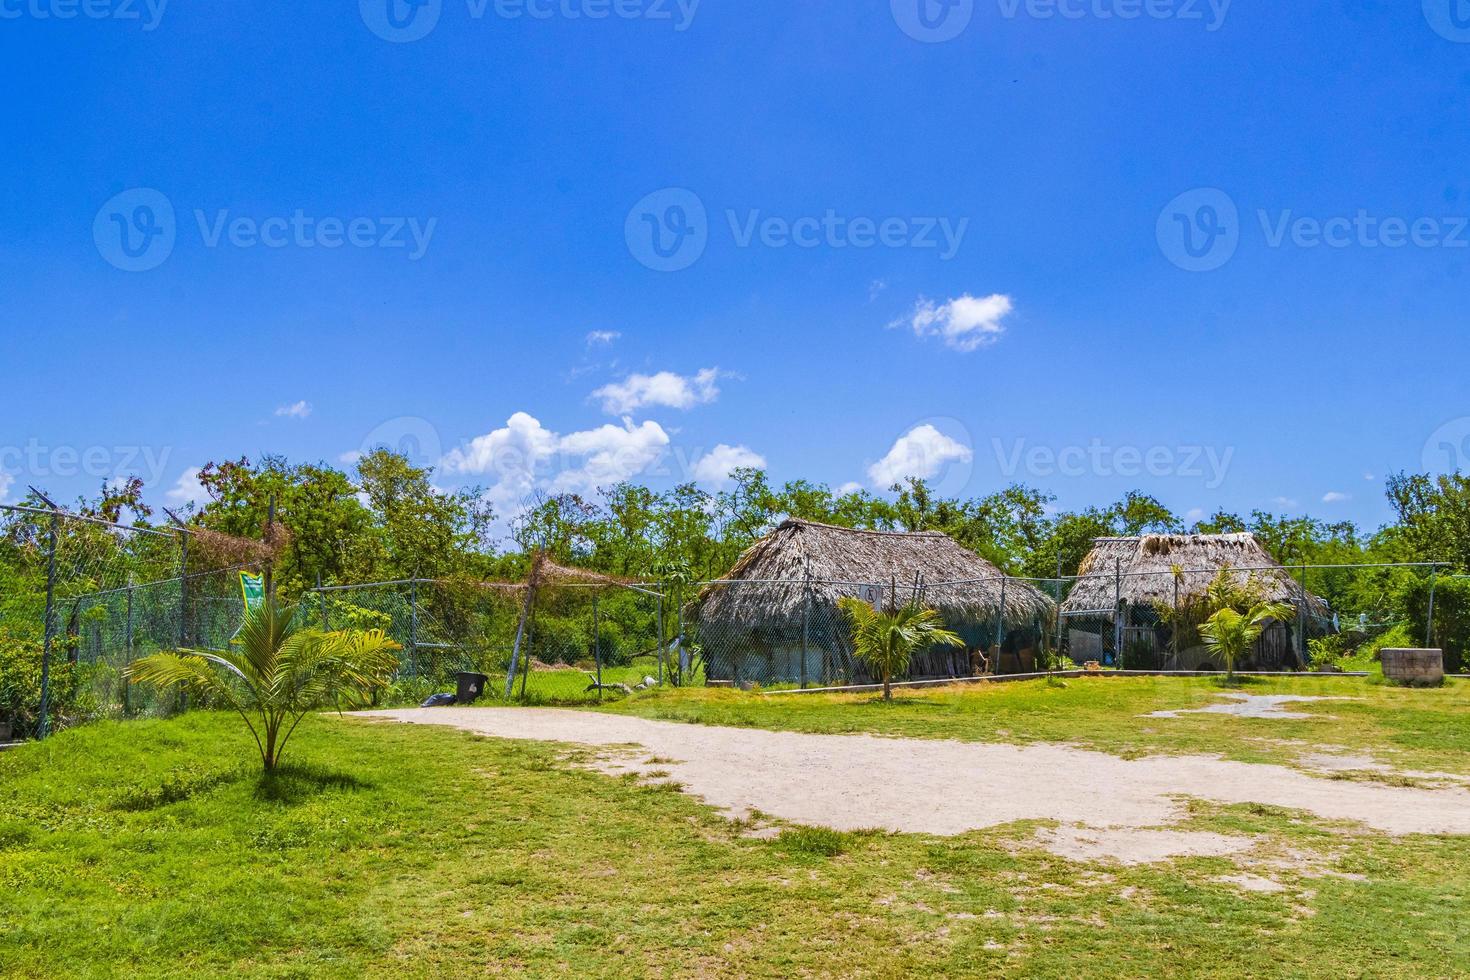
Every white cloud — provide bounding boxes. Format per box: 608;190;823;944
553;420;670;494
0;470;13;504
1322;491;1351;504
165;467;211;508
868;279;888;302
592;368;721;415
868;424;974;488
275;400;313;420
586;330;621;347
1364;472;1376;481
835;481;866;497
442;412;671;513
690;444;767;488
893;293;1014;352
1272;496;1299;509
1185;507;1205;522
338;450;364;466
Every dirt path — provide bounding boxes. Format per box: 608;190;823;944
363;707;1470;843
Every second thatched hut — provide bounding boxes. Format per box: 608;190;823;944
689;519;1057;687
1058;533;1332;670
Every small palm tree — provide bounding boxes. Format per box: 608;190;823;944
126;599;400;771
838;598;964;701
1198;600;1293;681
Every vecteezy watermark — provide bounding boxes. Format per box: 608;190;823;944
360;0;698;43
0;0;168;29
354;417;445;472
625;188;969;272
891;0;974;42
995;0;1230;29
1423;418;1470;474
94;189;438;271
892;0;1228;42
1156;188;1240;273
0;440;172;486
93;188;177;272
993;438;1234;489
1423;0;1470;43
1158;187;1470;272
625;188;708;272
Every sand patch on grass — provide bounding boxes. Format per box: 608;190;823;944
363;707;1470;842
1146;693;1357;720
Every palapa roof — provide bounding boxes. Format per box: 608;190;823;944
1059;533;1329;616
693;519;1055;629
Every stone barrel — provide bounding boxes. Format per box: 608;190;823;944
1381;649;1445;687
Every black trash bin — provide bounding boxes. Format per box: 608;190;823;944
456;672;490;705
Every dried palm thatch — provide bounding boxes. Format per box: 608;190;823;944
1060;533;1329;617
186;520;292;572
692;519;1055;632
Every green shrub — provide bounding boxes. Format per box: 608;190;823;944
0;628;91;738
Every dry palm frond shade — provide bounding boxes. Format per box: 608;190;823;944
691;519;1056;630
1059;533;1330;617
186;521;292;571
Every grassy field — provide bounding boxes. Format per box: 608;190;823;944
599;675;1470;779
2;678;1468;977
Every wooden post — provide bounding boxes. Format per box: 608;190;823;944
593;594;603;702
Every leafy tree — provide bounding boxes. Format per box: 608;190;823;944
1387;471;1470;571
354;449;495;580
1198;600;1294;680
837;598;964;701
126;599;400;771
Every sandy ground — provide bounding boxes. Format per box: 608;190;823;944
363;707;1470;862
1145;693;1357;720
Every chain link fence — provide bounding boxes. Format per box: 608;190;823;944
3;497;1457;734
302;576;668;706
0;501;266;738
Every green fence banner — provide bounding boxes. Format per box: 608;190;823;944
239;572;265;612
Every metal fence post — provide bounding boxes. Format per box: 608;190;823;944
593;594;603;702
657;593;666;685
408;577;419;679
1426;567;1439;649
37;508;59;740
800;560;811;688
318;572;329;631
1113;558;1124;668
997;575;1008;673
1298;564;1309;668
1171;572;1180;666
123;585;135;716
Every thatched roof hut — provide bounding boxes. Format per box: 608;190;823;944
1059;533;1329;618
691;520;1057;685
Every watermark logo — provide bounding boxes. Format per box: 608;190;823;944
626;188;708;272
1424;418;1470;474
93;190;438;269
93;188;176;272
0;440;172;487
891;0;974;42
0;0;169;29
360;0;442;42
1157;188;1238;273
996;0;1230;30
360;0;697;42
357;416;444;471
625;188;970;271
993;437;1234;489
1159;187;1470;271
1424;0;1470;43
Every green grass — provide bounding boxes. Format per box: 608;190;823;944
599;675;1470;776
1;681;1468;977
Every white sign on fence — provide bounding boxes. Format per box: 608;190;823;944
858;583;884;612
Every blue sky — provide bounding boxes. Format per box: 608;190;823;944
2;0;1469;534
